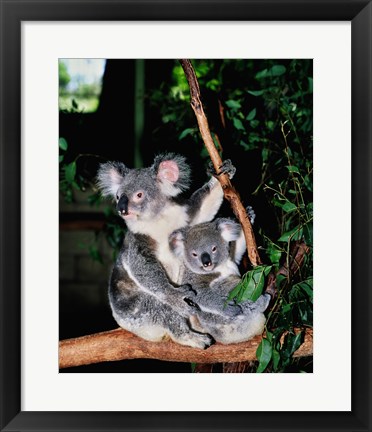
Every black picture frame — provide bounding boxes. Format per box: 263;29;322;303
1;1;371;431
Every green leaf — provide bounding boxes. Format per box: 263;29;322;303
233;117;245;131
72;98;78;109
225;99;241;110
270;65;286;76
303;175;313;192
308;77;313;93
206;79;220;91
71;180;79;190
282;201;297;213
276;273;287;287
59;155;64;163
240;265;272;302
178;128;195;140
65;161;76;183
256;338;272;373
282;332;304;359
303;221;313;246
246;108;256;121
89;246;103;264
255;68;269;80
266;120;275;131
226;282;243;303
248;89;264;96
262;148;269;162
286;165;300;174
272;348;281;371
59;137;68;151
266;243;282;265
297;278;313;301
278;226;303;242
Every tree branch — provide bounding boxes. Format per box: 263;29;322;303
59;327;312;369
179;59;262;267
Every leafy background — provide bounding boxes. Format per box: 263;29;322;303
59;59;313;373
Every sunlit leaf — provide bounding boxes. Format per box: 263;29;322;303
59;137;68;151
239;265;272;302
256;338;272;373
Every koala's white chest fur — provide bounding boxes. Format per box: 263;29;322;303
133;203;189;284
211;259;241;287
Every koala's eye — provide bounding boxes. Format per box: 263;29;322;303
133;190;145;202
192;252;198;257
212;246;217;253
116;194;120;201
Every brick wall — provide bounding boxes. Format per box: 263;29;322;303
59;189;117;339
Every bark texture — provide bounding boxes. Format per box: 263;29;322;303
59;327;313;369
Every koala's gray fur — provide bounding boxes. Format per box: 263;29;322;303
97;153;236;349
169;218;270;344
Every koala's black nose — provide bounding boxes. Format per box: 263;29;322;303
117;194;129;215
201;252;212;267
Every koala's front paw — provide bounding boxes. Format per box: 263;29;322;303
222;302;244;317
246;205;256;225
189;333;215;350
177;283;197;297
207;159;236;180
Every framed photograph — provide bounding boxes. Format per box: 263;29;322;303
1;1;371;431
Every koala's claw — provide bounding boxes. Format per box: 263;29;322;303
184;297;201;311
203;335;216;349
207;159;236;180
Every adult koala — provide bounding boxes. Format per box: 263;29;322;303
97;153;236;349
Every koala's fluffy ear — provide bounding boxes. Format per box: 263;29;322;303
152;153;191;197
169;228;187;257
96;162;129;198
216;218;242;242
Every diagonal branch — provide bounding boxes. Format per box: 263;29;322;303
179;59;262;267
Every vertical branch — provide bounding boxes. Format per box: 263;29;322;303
180;59;262;267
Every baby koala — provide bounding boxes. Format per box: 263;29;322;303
169;218;270;344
